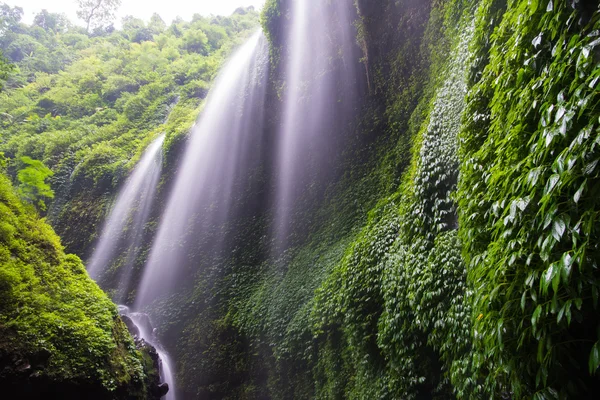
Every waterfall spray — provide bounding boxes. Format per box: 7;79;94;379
87;134;165;302
273;0;361;249
135;31;269;308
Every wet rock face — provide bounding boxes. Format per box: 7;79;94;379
129;312;154;338
0;348;51;381
157;382;169;397
117;314;169;399
121;315;140;338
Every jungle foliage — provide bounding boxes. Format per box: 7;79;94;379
458;0;600;397
0;3;260;254
223;0;600;399
0;171;149;398
1;0;599;399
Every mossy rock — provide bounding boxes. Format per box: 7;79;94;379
0;172;156;399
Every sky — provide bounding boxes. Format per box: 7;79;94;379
6;0;266;26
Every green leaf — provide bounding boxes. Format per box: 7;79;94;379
574;180;586;203
545;174;560;194
589;342;600;374
583;160;598;176
532;304;542;328
560;252;573;282
540;234;556;261
542;263;558;293
530;0;539;13
528;167;543;187
516;196;530;211
557;303;565;323
552;218;566;241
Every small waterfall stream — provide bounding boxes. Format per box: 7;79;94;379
86;31;270;400
118;305;176;400
87;134;165;302
85;134;175;398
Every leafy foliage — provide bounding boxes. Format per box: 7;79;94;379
0;2;260;255
0;49;11;90
225;1;479;399
225;0;600;398
2;0;599;399
457;0;600;397
17;156;54;211
0;172;147;397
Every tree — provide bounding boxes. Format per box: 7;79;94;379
148;13;166;35
0;3;23;34
17;156;54;211
182;29;209;55
76;0;121;32
33;10;69;32
0;50;12;90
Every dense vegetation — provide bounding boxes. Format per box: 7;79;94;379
0;3;260;398
1;0;599;399
222;0;600;399
0;3;260;254
459;0;600;397
0;166;152;397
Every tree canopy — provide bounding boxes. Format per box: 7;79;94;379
77;0;121;32
17;156;54;211
0;1;259;194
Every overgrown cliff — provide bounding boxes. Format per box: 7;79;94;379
217;0;600;398
0;168;165;398
1;0;599;399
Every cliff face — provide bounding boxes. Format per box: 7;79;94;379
0;171;163;399
202;0;599;399
3;0;598;399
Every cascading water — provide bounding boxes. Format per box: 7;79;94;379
87;134;165;302
273;0;362;248
135;31;269;308
118;305;176;400
85;133;175;398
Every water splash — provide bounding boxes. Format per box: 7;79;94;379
87;134;164;302
135;31;269;308
118;305;176;400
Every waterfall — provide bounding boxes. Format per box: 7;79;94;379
87;133;165;302
273;0;361;248
85;134;174;398
135;31;269;308
118;305;176;400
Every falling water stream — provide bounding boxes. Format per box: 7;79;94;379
118;305;176;400
135;31;268;308
274;0;360;248
85;134;176;399
87;31;269;400
87;134;165;301
87;3;361;395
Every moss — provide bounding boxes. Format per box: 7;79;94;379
260;0;283;66
0;172;148;398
